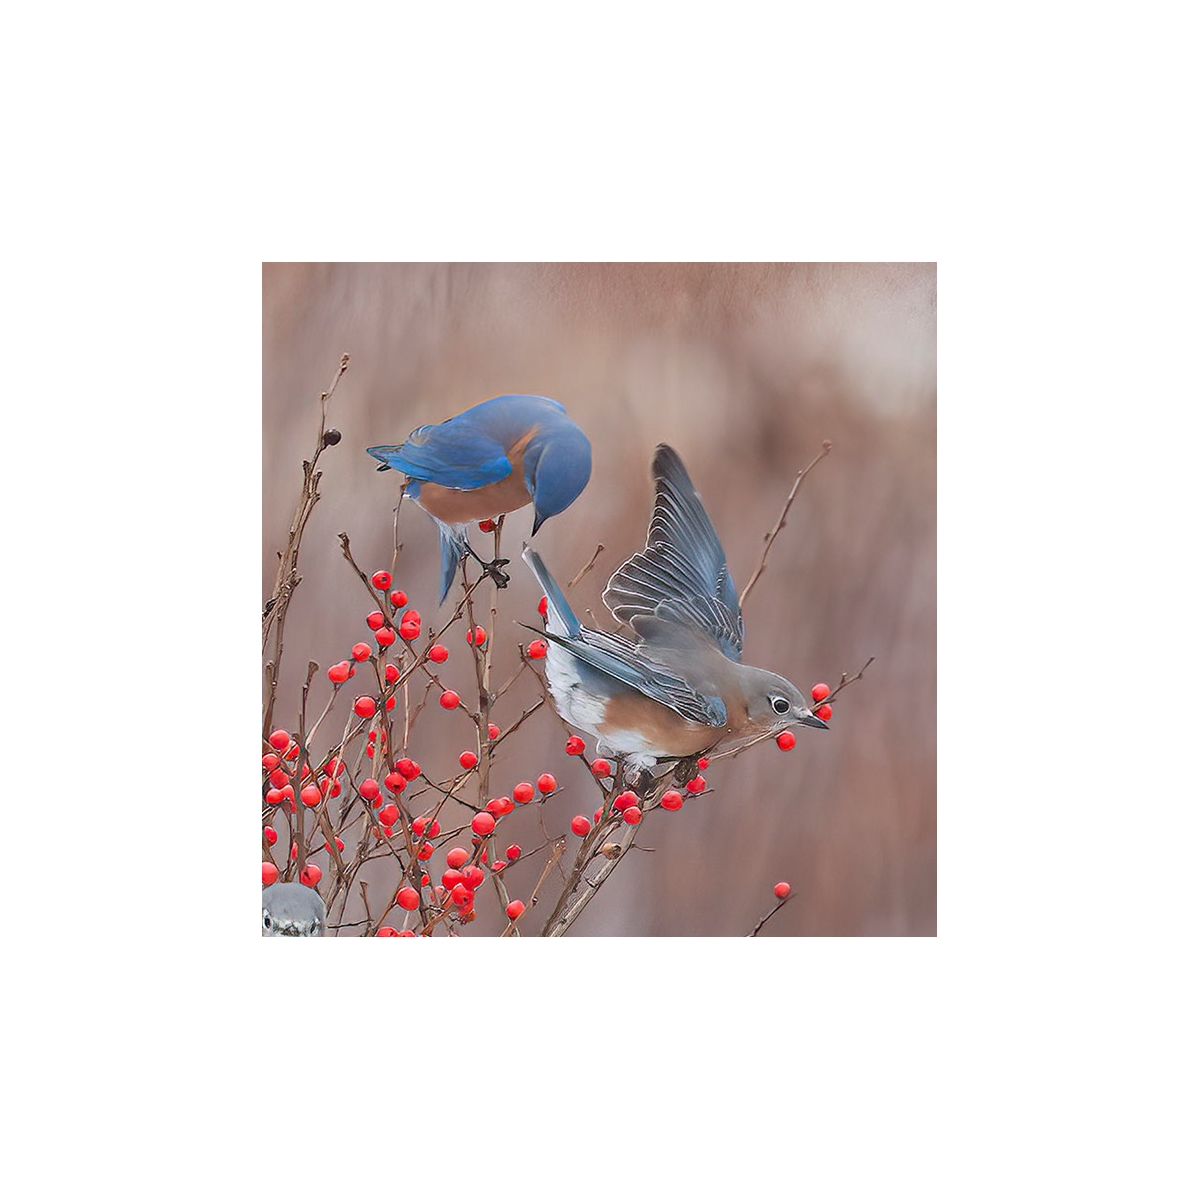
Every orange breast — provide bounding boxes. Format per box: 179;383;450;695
416;428;538;524
599;691;728;757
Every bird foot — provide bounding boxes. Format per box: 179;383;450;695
481;557;511;589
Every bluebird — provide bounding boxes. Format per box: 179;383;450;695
522;445;827;774
368;394;592;604
262;882;326;937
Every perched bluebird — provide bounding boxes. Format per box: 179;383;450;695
522;445;827;773
262;882;326;937
368;394;592;604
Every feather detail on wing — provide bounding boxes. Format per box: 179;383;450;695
603;445;744;661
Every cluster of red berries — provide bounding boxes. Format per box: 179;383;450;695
776;683;834;750
263;729;347;811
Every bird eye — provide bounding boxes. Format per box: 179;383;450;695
263;913;272;930
771;696;791;715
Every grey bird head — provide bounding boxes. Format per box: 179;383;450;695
262;882;327;937
741;667;829;734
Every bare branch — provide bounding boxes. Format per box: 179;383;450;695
739;440;832;609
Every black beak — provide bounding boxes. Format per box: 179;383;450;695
797;711;829;730
531;510;547;536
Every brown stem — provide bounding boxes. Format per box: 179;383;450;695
738;439;832;609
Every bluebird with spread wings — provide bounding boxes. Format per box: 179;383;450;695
522;445;826;773
368;394;592;604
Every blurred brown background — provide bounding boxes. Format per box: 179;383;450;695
263;263;935;935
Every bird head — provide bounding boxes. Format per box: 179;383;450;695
743;669;828;734
525;422;593;535
262;882;327;937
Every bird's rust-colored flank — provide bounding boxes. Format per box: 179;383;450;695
417;426;539;523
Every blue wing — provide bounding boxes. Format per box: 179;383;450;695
523;546;726;727
367;418;513;490
602;445;745;662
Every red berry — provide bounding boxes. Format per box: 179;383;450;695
399;930;416;937
466;625;487;647
591;759;611;778
265;787;285;806
816;703;833;722
359;778;381;802
442;868;465;890
594;807;603;825
471;812;496;836
300;864;322;887
811;682;831;703
268;729;290;751
613;790;637;812
774;881;791;900
389;589;408;608
427;820;440;837
660;790;684;811
505;843;521;860
685;776;706;794
324;837;345;853
478;518;496;532
327;660;352;684
417;842;434;861
623;806;642;825
351;642;372;662
570;815;591;836
353;696;377;718
371;570;392;590
488;723;500;739
399;620;421;641
776;731;796;751
397;885;420;910
394;758;419;780
288;842;298;861
420;873;430;886
262;861;279;886
527;639;548;659
263;826;279;846
697;757;710;770
411;817;427;836
300;784;322;808
512;781;535;805
492;860;506;871
376;927;399;937
505;900;525;921
463;865;485;889
429;643;449;663
375;626;396;647
261;753;280;770
450;883;473;907
269;767;288;789
366;610;387;631
538;596;548;617
446;847;470;869
440;690;460;710
564;735;586;756
378;803;400;826
385;662;400;684
459;750;479;770
536;772;557;794
384;771;406;794
487;796;514;816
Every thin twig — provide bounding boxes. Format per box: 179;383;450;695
748;897;788;937
739;440;832;609
567;543;605;590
